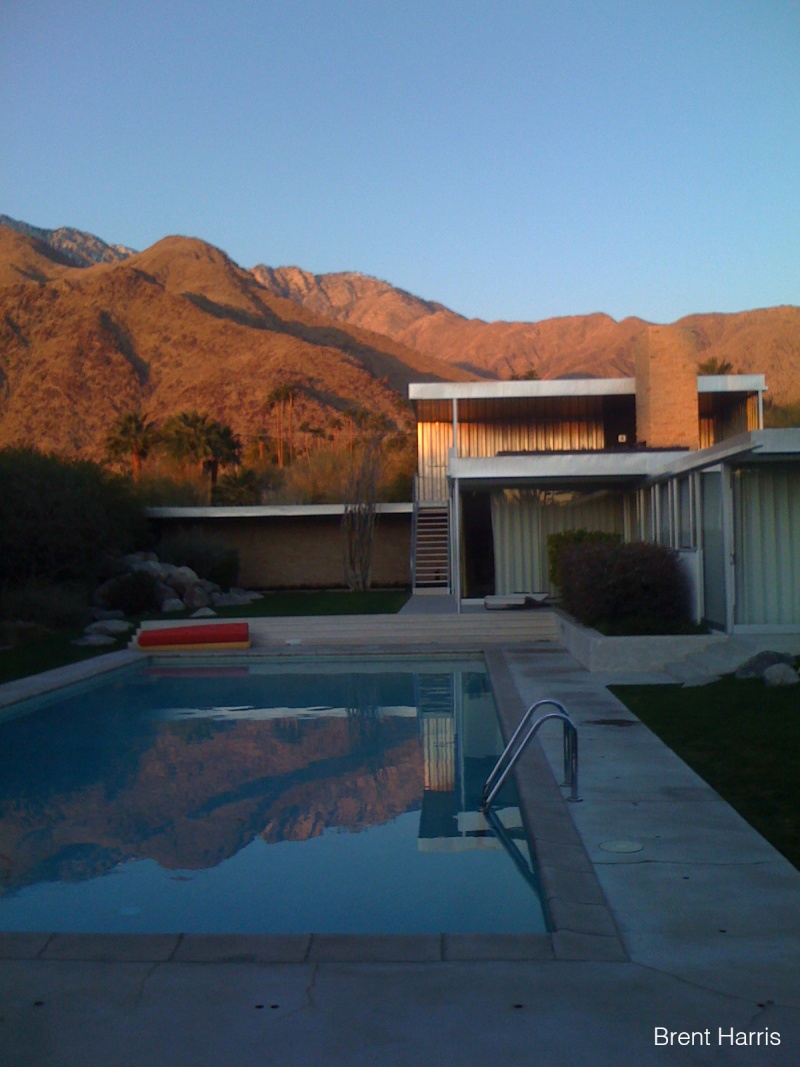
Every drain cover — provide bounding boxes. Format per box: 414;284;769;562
599;840;643;853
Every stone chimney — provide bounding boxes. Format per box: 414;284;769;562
635;326;699;449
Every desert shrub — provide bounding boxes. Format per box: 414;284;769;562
0;448;150;589
135;474;208;506
157;529;239;590
547;529;622;589
102;570;162;615
0;580;90;628
559;541;690;630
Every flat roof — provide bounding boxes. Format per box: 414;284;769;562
147;503;414;519
449;449;688;483
409;374;766;402
647;428;800;481
409;379;636;400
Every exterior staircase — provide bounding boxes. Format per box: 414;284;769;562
413;504;450;594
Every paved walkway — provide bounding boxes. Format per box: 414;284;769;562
1;614;799;1065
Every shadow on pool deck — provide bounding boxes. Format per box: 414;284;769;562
1;629;799;1065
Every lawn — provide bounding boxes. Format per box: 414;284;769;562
0;588;411;685
611;677;800;870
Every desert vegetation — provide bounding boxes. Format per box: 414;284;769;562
104;405;416;507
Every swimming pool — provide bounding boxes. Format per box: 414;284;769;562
0;656;547;935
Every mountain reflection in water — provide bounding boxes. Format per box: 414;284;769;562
0;664;500;898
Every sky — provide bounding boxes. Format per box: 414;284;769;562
1;1;799;324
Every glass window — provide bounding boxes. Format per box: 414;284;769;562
678;477;693;548
658;484;671;545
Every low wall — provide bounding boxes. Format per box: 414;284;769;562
556;611;727;673
147;505;412;590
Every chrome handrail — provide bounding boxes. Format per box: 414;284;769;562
482;699;580;809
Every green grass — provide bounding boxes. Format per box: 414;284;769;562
0;628;130;685
0;589;411;685
611;677;800;870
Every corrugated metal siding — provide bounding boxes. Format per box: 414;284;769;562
416;421;452;500
734;464;800;625
490;489;627;594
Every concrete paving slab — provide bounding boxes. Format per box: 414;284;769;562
41;933;180;962
173;934;311;963
307;934;442;963
0;933;52;959
442;934;553;961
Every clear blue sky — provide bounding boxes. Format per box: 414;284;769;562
2;1;798;324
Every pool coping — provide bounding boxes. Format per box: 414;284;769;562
0;643;625;964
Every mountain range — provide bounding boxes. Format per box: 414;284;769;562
1;214;798;461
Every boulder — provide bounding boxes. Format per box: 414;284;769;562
122;551;158;566
153;581;178;609
89;607;126;621
161;598;185;613
85;619;133;636
165;566;201;595
763;663;800;687
71;633;116;647
129;560;164;579
182;583;212;611
734;651;795;679
191;607;217;618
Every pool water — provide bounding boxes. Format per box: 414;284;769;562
0;657;547;935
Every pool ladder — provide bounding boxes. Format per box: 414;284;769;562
481;699;581;811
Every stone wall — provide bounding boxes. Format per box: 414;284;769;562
150;513;411;589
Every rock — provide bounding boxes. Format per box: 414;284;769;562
165;566;200;595
682;675;722;688
129;560;164;578
734;651;795;679
122;551;158;566
763;663;800;687
153;581;178;609
92;577;120;609
191;607;217;618
85;619;133;636
182;583;212;611
71;633;116;647
211;591;254;608
89;608;126;621
161;598;185;613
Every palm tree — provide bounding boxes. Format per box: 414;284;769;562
162;411;241;491
104;412;159;480
697;357;735;375
213;466;262;505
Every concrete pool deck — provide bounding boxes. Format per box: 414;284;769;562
1;615;799;1065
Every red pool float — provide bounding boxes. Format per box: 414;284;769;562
137;622;250;651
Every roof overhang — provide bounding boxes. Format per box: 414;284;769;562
409;378;636;401
646;428;800;483
147;503;414;519
410;374;767;403
697;374;767;394
449;449;688;485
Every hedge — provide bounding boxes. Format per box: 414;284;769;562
559;540;690;629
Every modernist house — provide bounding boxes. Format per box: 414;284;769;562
409;329;800;631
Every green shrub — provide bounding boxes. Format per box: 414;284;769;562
102;570;162;615
0;448;150;589
547;529;622;589
0;580;90;629
560;541;690;630
157;529;239;590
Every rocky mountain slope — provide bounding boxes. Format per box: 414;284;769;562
253;266;800;403
0;225;472;459
0;213;136;267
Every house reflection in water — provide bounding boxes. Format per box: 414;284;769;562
0;662;527;903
